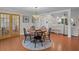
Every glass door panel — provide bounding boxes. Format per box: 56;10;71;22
0;14;1;36
0;14;10;36
12;15;19;33
6;14;10;35
1;14;5;35
0;13;20;40
16;16;19;32
12;15;16;32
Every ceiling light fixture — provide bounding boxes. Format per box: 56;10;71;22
35;7;38;8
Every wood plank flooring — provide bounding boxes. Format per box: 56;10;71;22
0;33;79;51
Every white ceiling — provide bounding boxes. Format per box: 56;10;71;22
0;7;79;15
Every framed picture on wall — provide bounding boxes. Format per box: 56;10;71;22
23;16;29;23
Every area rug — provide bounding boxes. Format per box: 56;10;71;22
22;38;53;51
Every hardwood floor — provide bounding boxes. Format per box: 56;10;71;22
0;33;79;51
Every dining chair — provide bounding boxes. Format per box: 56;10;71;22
32;30;43;48
43;28;51;42
41;26;50;41
23;28;27;43
48;28;51;41
41;26;47;32
23;28;31;43
29;26;35;31
29;26;36;41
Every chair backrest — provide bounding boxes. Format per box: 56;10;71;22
41;26;47;32
30;26;35;31
34;30;43;37
37;31;43;36
48;28;51;35
23;28;27;36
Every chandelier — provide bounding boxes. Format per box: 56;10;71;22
32;7;40;19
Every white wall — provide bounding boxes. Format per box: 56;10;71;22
20;14;33;35
71;10;79;36
19;9;79;36
33;15;64;34
5;8;79;36
1;8;78;36
32;10;79;36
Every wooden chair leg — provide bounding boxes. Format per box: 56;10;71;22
41;42;43;46
34;39;37;48
43;35;45;42
30;35;31;41
24;36;26;43
34;42;36;48
49;35;51;42
40;39;43;46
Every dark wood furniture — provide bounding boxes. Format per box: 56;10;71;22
41;28;51;42
23;28;51;48
23;28;31;43
32;30;44;48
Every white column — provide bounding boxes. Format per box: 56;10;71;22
68;9;71;37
